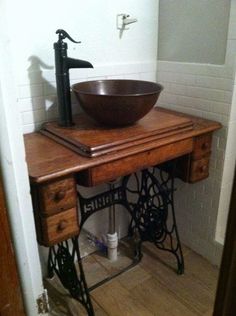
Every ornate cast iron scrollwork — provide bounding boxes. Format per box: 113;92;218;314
123;163;184;274
48;237;94;316
47;159;184;316
78;185;126;226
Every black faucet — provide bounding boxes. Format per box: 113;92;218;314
54;29;93;126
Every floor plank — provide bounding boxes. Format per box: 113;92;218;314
92;280;153;316
47;241;218;316
140;243;217;315
130;277;198;316
117;265;151;290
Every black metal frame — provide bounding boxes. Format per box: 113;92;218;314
47;161;184;315
48;237;94;315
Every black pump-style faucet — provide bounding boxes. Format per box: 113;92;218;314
54;29;93;126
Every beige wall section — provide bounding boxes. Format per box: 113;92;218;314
158;0;230;64
157;0;236;266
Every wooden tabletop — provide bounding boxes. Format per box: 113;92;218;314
41;108;193;157
24;108;221;184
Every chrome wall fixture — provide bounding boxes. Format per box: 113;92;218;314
116;14;138;30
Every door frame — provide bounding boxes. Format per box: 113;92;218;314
213;169;236;315
0;172;25;315
0;1;45;314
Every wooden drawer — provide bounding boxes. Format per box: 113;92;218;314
38;176;77;216
37;207;79;246
77;139;193;186
189;157;210;183
192;133;212;160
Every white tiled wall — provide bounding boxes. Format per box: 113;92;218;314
157;63;232;265
156;0;236;265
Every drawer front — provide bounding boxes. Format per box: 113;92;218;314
77;138;193;186
39;176;77;215
189;157;210;183
192;133;212;160
40;208;79;246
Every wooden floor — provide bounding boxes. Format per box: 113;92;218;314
46;241;219;316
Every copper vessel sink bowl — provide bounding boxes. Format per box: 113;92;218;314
72;79;163;126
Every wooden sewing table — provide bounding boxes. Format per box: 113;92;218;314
24;107;221;315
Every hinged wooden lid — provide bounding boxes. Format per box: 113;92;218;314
41;108;193;157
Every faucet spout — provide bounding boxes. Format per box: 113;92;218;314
54;29;93;127
66;57;93;69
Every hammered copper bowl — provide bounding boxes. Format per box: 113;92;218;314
72;79;163;127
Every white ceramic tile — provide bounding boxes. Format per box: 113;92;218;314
43;81;56;96
157;71;196;85
229;83;236;121
32;96;50;110
22;123;41;134
123;73;140;80
22;109;46;125
224;120;236;155
18;98;33;112
157;60;234;79
18;83;43;99
195;76;233;91
140;72;157;81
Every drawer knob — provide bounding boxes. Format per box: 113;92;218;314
201;142;209;150
200;165;208;173
54;190;66;201
57;220;67;232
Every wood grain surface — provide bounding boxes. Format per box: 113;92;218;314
41;108;193;157
24;108;221;184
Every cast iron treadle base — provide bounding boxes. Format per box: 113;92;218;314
47;161;184;315
48;238;95;316
124;163;184;274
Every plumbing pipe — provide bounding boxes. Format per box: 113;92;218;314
107;180;118;261
107;232;118;261
109;196;116;234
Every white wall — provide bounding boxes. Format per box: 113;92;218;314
157;0;236;265
5;0;159;133
4;0;159;275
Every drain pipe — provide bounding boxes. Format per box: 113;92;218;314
107;180;118;261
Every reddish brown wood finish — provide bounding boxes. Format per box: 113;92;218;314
189;157;210;183
37;176;77;216
39;207;79;246
191;133;212;160
41;108;193;157
186;132;213;183
24;108;221;184
24;108;221;246
78;138;193;186
0;173;25;316
31;175;79;246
